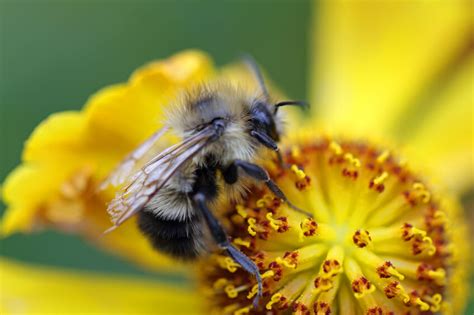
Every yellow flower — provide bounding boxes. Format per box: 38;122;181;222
1;1;471;314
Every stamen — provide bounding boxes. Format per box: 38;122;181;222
351;277;376;299
291;146;302;159
266;293;284;310
266;212;289;232
234;305;251;315
275;253;298;269
235;204;248;218
376;150;390;164
412;182;431;203
344;153;361;168
345;258;375;299
373;172;388;186
291;164;311;190
409;291;430;311
352;229;372;248
213;278;229;290
299;218;318;241
313;276;334;294
233;238;251;248
247;218;258;236
291;164;307;180
313;301;331;314
400;223;426;241
256;194;276;209
416;263;446;285
215;256;240;273
383;281;410;302
376;261;404;280
329;141;343;155
411;234;436;256
425;293;442;312
225;284;238;298
246;284;259;300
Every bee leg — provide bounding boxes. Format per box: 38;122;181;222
230;160;313;218
275;150;289;168
249;130;289;168
192;193;263;307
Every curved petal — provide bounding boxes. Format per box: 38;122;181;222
403;55;473;194
309;0;472;137
23;111;86;162
2;163;78;235
0;258;201;314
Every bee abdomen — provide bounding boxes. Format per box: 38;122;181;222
137;210;205;260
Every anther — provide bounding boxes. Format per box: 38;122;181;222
412;182;431;203
351;277;376;298
247;218;258;236
266;293;284;310
373;172;389;185
235;204;248;218
353;229;372;248
329;141;343;155
299;218;318;241
233;238;251;248
344;153;361;168
234;306;251;315
376;150;390;163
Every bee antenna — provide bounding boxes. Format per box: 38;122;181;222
241;53;269;99
274;100;309;114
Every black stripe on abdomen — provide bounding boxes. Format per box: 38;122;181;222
137;211;205;260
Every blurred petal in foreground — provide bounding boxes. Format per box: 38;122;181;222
0;258;200;314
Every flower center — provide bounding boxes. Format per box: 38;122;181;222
200;136;462;315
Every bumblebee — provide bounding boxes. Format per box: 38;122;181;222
102;57;308;306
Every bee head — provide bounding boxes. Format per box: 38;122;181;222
249;101;280;143
248;100;308;151
242;55;308;152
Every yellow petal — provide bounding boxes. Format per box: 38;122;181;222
21;111;121;180
1;160;187;273
23;111;86;162
309;0;472;137
403;55;474;194
84;49;215;148
0;258;201;314
2;163;78;234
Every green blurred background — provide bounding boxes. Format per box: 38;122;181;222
0;0;311;276
1;1;472;313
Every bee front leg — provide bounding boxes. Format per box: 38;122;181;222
249;130;286;168
224;160;313;218
192;192;263;308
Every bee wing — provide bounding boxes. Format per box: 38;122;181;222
104;126;216;233
100;127;171;190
